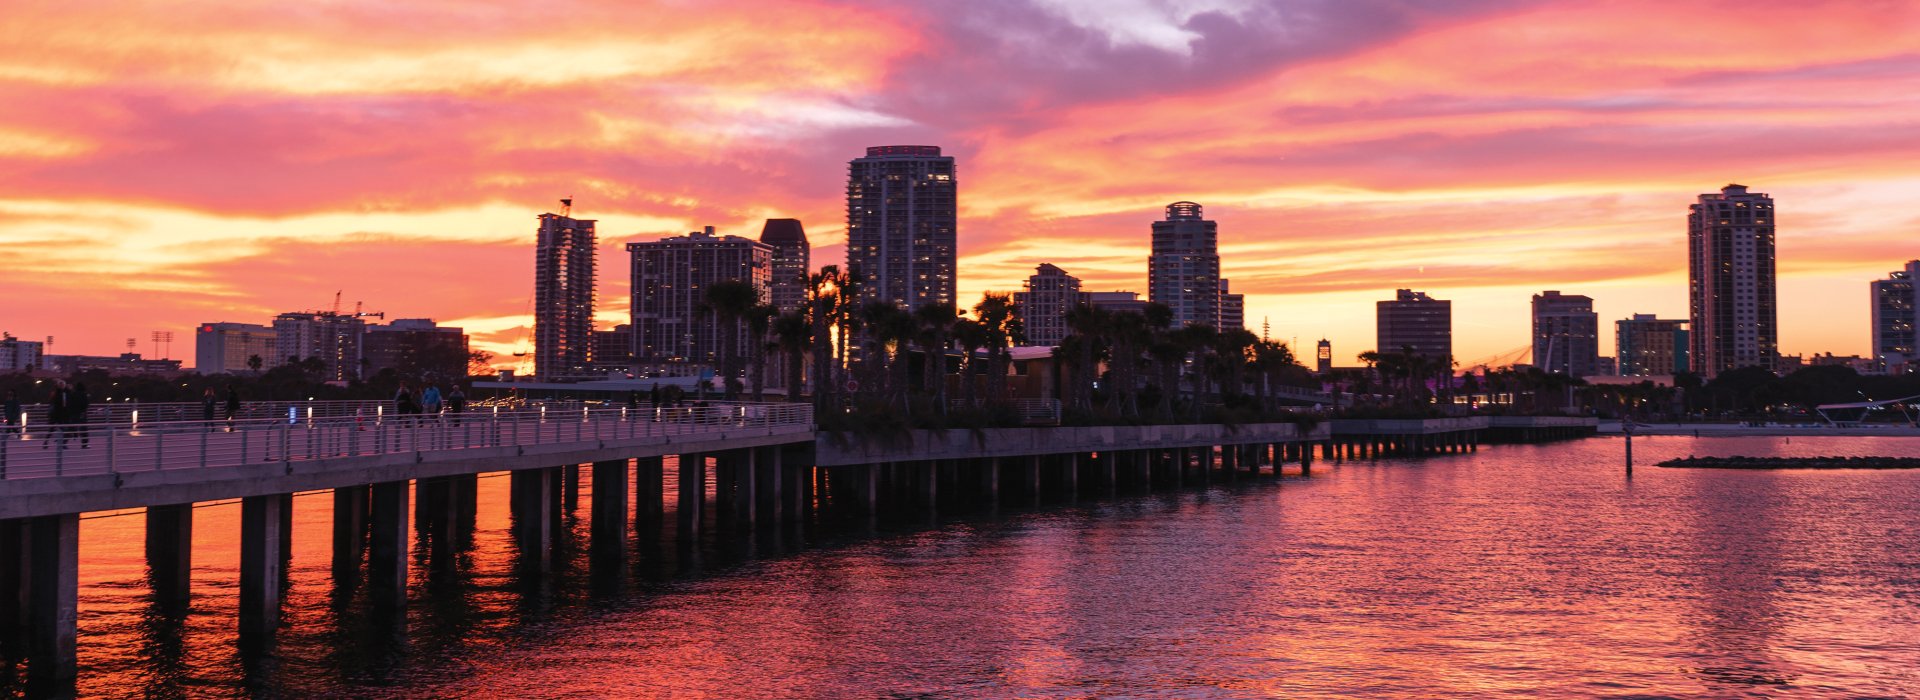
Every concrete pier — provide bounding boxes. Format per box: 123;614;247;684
511;468;556;571
590;459;628;570
754;446;783;524
238;495;287;641
144;503;193;609
677;454;706;540
635;456;664;534
332;485;369;583
368;480;409;610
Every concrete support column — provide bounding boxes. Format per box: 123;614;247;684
635;457;664;534
368;480;409;610
714;454;738;529
590;459;629;570
512;467;556;570
562;464;581;515
1024;456;1043;505
145;503;193;609
755;446;784;524
1222;445;1238;482
732;450;757;530
10;513;77;682
332;485;369;583
917;461;938;513
1060;453;1080;499
1100;452;1118;496
239;495;288;641
981;458;1001;506
450;473;478;549
415;476;457;572
856;464;880;516
676;454;706;540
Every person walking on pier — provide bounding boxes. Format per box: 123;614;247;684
3;390;22;439
422;384;443;416
43;380;71;449
201;387;217;429
224;385;241;431
447;385;467;425
70;382;91;448
394;382;418;425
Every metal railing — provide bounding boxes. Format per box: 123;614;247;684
0;402;812;481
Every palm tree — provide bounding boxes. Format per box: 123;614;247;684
746;303;777;402
1107;310;1149;417
807;266;840;411
1172;324;1218;420
1063;304;1108;412
913;303;959;413
973;293;1020;404
703;279;760;399
952;318;990;407
773;309;810;403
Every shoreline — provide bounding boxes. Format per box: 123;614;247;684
1658;456;1920;470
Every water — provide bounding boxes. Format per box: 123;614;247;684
16;436;1920;698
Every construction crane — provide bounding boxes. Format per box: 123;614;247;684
1460;344;1532;374
331;290;343;315
353;301;385;320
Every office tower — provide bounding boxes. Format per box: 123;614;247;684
1597;356;1617;376
1013;264;1082;346
0;333;43;372
1616;314;1690;376
761;219;810;313
1316;339;1333;374
628;226;773;365
363;319;470;379
535;208;596;380
194;322;278;374
1084;291;1148;316
1219;280;1244;332
846;145;957;309
1531;291;1599;376
1870;261;1919;371
590;325;636;375
1376;289;1452;360
1688;184;1777;377
272;312;366;382
1148;201;1222;328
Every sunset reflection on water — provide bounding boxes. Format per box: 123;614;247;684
17;437;1920;698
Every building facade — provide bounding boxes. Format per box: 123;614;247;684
1148;201;1222;329
1316;339;1333;374
535;210;597;379
364;319;469;379
1531;291;1599;376
1870;261;1919;371
1219;280;1245;332
1616;314;1690;377
1013;264;1082;347
0;334;44;372
1084;291;1148;316
761;219;811;314
194;322;277;374
272;312;367;382
628;227;773;366
41;354;182;377
1688;184;1777;377
846;145;956;309
1377;289;1452;360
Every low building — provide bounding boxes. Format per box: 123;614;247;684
1084;291;1147;316
194;322;277;374
591;325;636;375
1616;315;1689;377
363;319;469;380
42;353;183;377
1013;264;1082;347
1377;289;1452;360
0;334;44;372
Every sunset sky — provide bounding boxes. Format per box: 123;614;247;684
2;0;1917;371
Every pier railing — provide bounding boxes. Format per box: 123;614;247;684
0;402;812;480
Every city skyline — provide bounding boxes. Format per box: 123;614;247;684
3;1;1917;368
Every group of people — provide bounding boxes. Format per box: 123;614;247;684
0;380;93;448
200;385;243;430
394;382;466;419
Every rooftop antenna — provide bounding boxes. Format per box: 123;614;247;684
560;196;573;217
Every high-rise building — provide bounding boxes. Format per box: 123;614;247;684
1531;291;1599;376
1870;261;1919;371
1376;289;1452;360
761;219;810;314
1219;280;1244;332
1688;184;1777;377
1149;201;1222;329
846;145;956;309
1617;314;1690;376
628;226;773;365
0;333;43;372
1085;291;1148;316
1316;339;1333;374
535;209;597;380
363;319;469;379
272;312;366;382
1013;264;1082;347
194;322;277;374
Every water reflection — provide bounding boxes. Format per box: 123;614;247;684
8;437;1920;697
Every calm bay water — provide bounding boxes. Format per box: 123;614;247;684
16;436;1920;698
